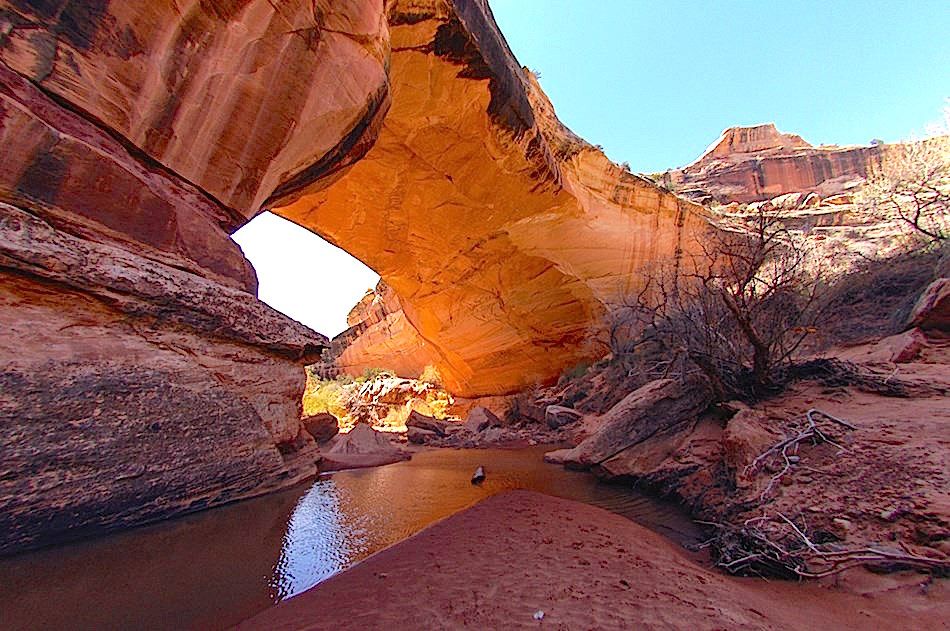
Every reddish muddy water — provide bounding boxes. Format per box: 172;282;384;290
0;446;700;630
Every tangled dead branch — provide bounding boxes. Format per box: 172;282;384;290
745;408;856;500
790;358;949;398
702;513;949;579
694;407;950;579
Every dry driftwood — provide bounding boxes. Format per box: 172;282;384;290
698;407;949;579
702;513;949;580
745;408;856;501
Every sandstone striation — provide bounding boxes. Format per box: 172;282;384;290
292;1;712;396
0;217;328;553
666;123;885;204
0;0;383;553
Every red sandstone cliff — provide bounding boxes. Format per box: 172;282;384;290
666;123;885;204
0;0;379;553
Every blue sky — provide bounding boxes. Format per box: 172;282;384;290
234;0;949;337
492;0;950;173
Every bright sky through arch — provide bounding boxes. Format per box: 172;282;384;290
233;0;949;337
232;212;379;338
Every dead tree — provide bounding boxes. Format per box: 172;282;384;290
858;111;949;243
608;208;827;400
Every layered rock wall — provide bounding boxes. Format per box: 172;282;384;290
0;0;381;553
668;123;885;204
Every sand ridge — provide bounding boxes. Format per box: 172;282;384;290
239;490;947;630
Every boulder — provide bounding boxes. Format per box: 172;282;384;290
521;397;553;424
907;278;950;331
721;410;779;487
464;407;500;433
406;410;448;436
545;405;583;429
888;328;929;363
407;426;438;445
320;424;410;471
549;377;712;470
479;427;506;444
543;449;572;465
302;413;340;444
595;418;724;498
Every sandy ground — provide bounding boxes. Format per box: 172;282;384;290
736;358;950;562
238;490;947;630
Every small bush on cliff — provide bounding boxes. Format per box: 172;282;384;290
856;107;949;244
302;377;348;419
815;247;943;346
609;208;826;400
418;364;443;387
559;361;591;383
358;367;394;382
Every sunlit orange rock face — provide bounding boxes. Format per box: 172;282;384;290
0;0;390;289
668;123;884;204
276;0;711;396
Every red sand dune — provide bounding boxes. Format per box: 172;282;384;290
239;490;947;630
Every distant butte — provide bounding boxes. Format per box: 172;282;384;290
665;123;885;203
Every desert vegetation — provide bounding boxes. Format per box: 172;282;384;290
856;107;949;243
303;365;455;431
606;207;828;400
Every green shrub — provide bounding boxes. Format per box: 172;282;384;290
358;367;394;383
562;361;591;382
418;364;443;387
302;378;347;418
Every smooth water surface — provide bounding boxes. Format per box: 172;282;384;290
0;446;700;630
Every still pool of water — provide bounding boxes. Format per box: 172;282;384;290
0;446;701;630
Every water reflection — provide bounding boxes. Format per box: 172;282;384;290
0;446;700;631
268;446;701;604
270;480;357;600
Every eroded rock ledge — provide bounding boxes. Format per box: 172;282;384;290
0;204;328;554
0;0;376;553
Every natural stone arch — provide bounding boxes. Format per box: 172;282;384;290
0;0;710;398
269;1;712;396
0;0;710;553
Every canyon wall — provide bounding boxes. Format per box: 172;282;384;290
0;0;711;552
667;123;884;204
0;0;383;553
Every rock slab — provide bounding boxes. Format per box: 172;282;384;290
546;377;712;471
